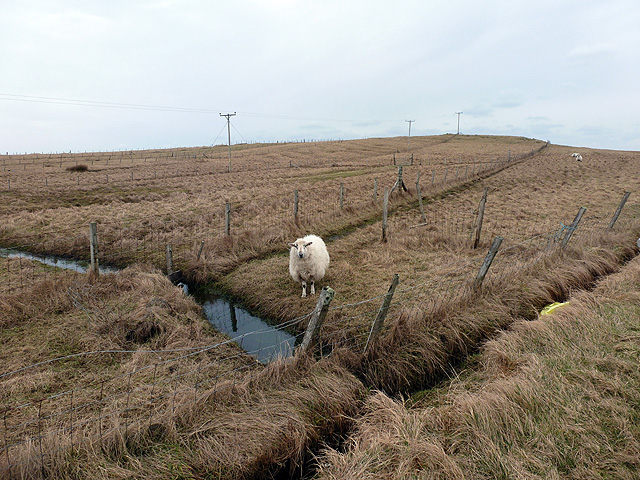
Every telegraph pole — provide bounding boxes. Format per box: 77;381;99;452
220;112;236;172
455;112;463;135
405;119;415;151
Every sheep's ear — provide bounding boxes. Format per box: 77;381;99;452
304;241;313;246
288;243;296;248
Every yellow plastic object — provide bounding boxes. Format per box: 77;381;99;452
540;301;568;316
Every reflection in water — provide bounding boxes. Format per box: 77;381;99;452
1;248;296;364
0;248;117;274
230;302;238;332
200;295;297;364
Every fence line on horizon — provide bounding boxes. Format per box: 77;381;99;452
0;142;546;190
0;143;545;284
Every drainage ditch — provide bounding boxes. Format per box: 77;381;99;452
1;248;296;364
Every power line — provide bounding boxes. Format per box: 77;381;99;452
455;112;463;135
0;93;219;114
0;93;403;124
220;112;236;172
230;119;248;144
405;119;415;151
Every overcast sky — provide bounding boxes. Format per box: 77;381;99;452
1;0;639;153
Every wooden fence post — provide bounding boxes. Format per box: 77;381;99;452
431;169;436;186
364;274;400;353
89;222;99;275
416;172;426;223
382;188;389;242
225;202;231;236
608;191;631;230
474;236;503;290
373;178;378;203
340;183;344;210
299;286;335;354
293;190;299;220
197;240;205;260
166;244;173;275
443;167;448;184
391;166;407;193
561;206;587;248
473;187;488;249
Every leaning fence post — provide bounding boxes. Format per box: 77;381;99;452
416;172;426;223
373;178;378;203
364;274;400;353
473;187;488;249
166;244;173;275
561;206;587;248
197;240;205;260
382;187;389;242
608;191;631;230
390;166;407;193
225;202;231;236
293;190;299;220
474;236;503;291
299;287;335;354
89;222;99;275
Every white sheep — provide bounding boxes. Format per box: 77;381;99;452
572;152;583;161
289;234;330;298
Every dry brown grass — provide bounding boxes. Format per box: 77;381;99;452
0;265;259;479
316;255;640;480
2;135;640;478
0;135;545;275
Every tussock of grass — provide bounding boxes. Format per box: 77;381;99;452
181;357;365;479
361;237;636;393
316;256;640;479
66;164;88;172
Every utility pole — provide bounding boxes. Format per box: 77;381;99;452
455;112;463;135
405;119;415;151
220;112;236;172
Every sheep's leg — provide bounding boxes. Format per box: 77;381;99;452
310;281;315;296
301;281;307;298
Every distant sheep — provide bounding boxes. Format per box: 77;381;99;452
289;234;330;298
572;152;583;162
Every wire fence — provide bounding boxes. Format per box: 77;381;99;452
0;201;633;477
3;141;635;477
0;143;543;282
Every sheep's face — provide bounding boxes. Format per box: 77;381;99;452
290;240;313;259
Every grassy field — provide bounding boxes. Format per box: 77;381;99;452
316;255;640;480
1;134;640;478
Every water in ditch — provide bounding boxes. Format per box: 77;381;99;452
1;248;296;363
196;291;297;364
0;248;118;274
